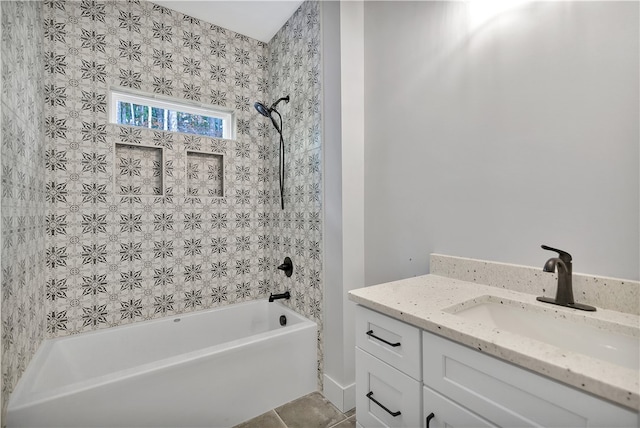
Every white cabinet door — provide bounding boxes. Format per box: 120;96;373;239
423;386;496;428
356;348;422;428
356;305;421;380
423;330;639;428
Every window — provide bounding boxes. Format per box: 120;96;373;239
109;88;234;139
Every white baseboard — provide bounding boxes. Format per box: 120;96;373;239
323;374;355;413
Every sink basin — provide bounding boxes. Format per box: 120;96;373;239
448;296;639;370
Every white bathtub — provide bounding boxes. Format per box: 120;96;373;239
7;299;317;427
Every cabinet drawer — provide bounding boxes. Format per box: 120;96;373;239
423;386;496;428
356;305;421;380
422;330;639;427
356;347;422;428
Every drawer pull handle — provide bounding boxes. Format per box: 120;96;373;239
366;391;402;417
366;330;401;347
426;412;435;428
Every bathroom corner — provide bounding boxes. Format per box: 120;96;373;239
0;0;47;421
1;0;327;423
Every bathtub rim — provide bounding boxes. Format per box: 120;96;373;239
8;299;316;412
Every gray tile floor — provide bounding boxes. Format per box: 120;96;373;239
234;392;356;428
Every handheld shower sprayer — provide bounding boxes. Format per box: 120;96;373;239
254;102;271;118
254;95;290;210
254;96;290;117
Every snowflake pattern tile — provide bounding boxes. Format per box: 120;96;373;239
1;0;47;418
267;1;324;387
115;143;163;196
0;0;327;413
186;151;224;197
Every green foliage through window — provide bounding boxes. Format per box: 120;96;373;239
116;101;224;138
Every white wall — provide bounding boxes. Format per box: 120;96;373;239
322;0;345;407
364;1;639;284
322;0;363;412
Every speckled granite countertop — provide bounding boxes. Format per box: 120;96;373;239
348;274;640;411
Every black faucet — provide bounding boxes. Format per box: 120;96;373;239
537;245;596;311
269;291;290;302
277;257;293;277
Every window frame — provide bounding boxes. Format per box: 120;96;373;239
108;87;235;140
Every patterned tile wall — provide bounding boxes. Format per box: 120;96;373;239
114;143;163;196
0;0;47;418
42;0;325;389
186;151;224;197
42;0;276;334
266;1;324;386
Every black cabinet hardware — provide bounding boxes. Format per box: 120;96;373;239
366;391;401;417
366;330;401;347
426;412;435;427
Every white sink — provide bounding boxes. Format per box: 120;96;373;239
449;296;640;370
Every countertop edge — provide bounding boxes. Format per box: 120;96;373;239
348;277;640;412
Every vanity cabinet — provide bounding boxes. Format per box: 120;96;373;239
423;386;495;428
422;329;638;427
355;305;639;428
356;348;421;428
355;305;422;428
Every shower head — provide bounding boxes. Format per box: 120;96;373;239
254;102;271;117
254;96;290;118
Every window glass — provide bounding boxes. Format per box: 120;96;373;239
176;112;223;138
110;90;232;139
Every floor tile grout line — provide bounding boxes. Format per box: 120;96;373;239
272;408;288;428
326;412;351;428
235;393;354;428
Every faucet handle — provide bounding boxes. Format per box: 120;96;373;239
541;245;572;263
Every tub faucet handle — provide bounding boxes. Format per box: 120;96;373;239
277;257;293;277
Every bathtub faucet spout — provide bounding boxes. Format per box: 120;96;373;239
269;291;291;302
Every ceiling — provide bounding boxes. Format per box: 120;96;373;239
152;1;305;43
